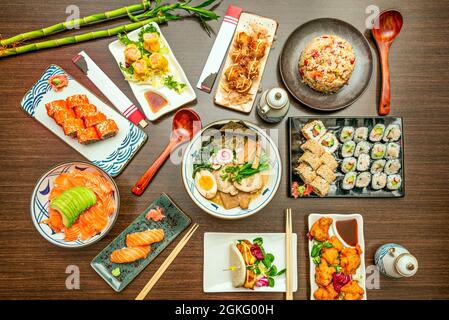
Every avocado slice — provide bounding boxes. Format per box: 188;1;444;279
50;186;97;227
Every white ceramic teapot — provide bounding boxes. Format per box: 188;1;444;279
257;87;290;123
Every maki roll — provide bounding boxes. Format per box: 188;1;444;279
83;112;107;128
45;100;67;117
387;174;402;190
369;124;385;142
301;139;324;157
354;141;371;157
299;151;321;171
77;127;100;145
356;172;371;188
53;108;76;126
370;159;386;174
341;157;356;173
385;159;401;175
354;127;368;142
319;132;339;154
295;163;316;184
383;124;401;142
63;118;85;137
320;153;338;171
95;119;119;140
339;126;355;143
310;176;330;197
66;94;89;108
74;103;97;118
341;141;356;158
356;154;370;172
302;120;326;141
385;143;400;159
342;172;357;190
371;143;386;159
371;173;387;190
316;165;336;183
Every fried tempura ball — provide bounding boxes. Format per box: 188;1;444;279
310;217;333;242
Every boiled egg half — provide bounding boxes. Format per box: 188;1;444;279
194;170;217;199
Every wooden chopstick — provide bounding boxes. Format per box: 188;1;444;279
285;208;293;300
135;223;199;300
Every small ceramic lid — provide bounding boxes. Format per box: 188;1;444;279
395;253;418;277
267;88;288;109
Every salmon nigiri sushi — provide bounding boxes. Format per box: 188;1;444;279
45;100;68;117
95;119;119;140
110;246;151;263
126;229;165;247
66;94;89;108
77;127;100;145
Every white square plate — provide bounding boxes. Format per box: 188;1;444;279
308;213;367;300
109;22;196;121
20;65;147;177
203;232;298;293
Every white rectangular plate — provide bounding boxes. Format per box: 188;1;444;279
214;13;278;113
308;213;367;300
203;232;298;293
20;64;147;177
109;22;196;121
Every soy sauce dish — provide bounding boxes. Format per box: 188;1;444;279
182;120;281;220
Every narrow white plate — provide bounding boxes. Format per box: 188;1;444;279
203;232;298;293
20;65;147;177
109;22;196;121
308;213;367;300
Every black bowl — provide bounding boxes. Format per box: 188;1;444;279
279;18;373;111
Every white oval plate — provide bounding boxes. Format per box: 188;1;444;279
109;22;196;121
30;161;120;248
182;120;281;220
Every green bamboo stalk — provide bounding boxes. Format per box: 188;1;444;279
0;1;151;47
0;16;172;58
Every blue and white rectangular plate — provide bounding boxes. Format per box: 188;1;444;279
21;64;147;177
91;193;192;292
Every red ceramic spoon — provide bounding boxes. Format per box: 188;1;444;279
372;10;403;116
132;108;201;196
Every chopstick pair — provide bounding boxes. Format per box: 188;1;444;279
135;223;199;300
285;208;293;300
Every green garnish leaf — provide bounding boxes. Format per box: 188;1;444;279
267;277;275;287
312;256;321;265
253;237;263;246
163;75;186;93
119;62;134;76
263;253;275;268
276;268;286;276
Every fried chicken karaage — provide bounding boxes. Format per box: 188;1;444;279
340;244;362;275
341;280;364;300
310;217;333;242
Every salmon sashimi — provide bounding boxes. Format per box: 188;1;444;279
41;208;65;233
43;170;115;242
110;246;151;264
126;229;165;248
64;223;81;242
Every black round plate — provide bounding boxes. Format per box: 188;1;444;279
279;18;373;111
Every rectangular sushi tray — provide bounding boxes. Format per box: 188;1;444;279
288;117;404;198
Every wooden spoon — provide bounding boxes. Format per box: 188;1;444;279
132;108;201;196
372;10;403;116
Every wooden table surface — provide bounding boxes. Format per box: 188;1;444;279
1;0;448;300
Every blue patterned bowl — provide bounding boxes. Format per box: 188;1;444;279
182;120;282;220
30;161;120;248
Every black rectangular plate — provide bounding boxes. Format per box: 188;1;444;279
288;116;405;198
